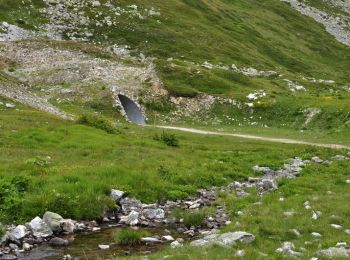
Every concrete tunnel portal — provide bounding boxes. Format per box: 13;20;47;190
118;94;146;125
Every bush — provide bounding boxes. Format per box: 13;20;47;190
154;131;179;147
114;229;150;245
77;114;116;134
0;179;24;223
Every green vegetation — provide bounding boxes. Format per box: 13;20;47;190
134;159;350;259
77;114;117;134
153;131;180;147
0;102;345;224
114;229;150;246
183;211;206;228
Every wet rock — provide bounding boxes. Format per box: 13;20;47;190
9;225;27;241
22;242;32;251
111;189;125;201
9;243;18;250
27;216;53;238
317;247;350;257
142;208;165;220
43;212;63;233
49;237;69;247
61;219;75;234
191;232;255;247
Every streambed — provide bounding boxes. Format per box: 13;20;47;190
20;227;181;260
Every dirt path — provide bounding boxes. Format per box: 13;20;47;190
156;126;350;150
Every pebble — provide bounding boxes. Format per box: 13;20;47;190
98;244;110;250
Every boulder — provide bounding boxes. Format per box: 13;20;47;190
111;189;125;202
9;225;27;240
191;232;255;247
27;216;53;238
120;198;142;214
43;212;63;233
49;237;69;247
142;208;165;220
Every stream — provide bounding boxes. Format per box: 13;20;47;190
20;227;180;260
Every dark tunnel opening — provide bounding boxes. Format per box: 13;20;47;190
118;94;145;125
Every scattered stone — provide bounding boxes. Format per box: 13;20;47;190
276;242;303;257
98;244;110;250
290;229;301;237
284;211;295;217
331;224;342;229
312;211;322;220
336;242;347;247
311;232;322;238
170;240;183;248
344;229;350;235
235;250;245;257
317;247;350;258
5;103;15;108
332;155;347;161
92;227;101;232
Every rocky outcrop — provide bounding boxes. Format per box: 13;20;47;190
282;0;350;47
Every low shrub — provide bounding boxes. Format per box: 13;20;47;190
154;131;179;147
114;229;150;245
183;211;206;228
77;114;116;134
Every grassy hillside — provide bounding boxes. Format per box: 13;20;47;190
1;0;349;133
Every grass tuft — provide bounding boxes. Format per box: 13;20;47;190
114;229;150;246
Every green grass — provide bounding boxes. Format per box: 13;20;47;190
132;159;350;259
0;101;346;224
114;229;150;246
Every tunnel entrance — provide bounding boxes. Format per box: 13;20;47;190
118;94;145;125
